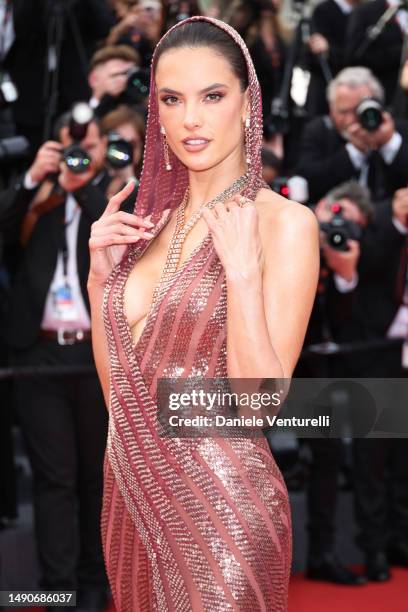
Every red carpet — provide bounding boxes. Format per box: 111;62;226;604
289;567;408;612
13;569;408;612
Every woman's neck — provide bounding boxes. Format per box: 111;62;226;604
185;153;247;217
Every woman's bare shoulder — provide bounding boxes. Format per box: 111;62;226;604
254;187;318;236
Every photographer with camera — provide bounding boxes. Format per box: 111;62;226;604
344;186;408;581
100;104;145;199
87;44;142;116
0;104;138;611
295;181;373;585
298;178;408;582
295;66;408;204
300;180;373;368
107;0;163;66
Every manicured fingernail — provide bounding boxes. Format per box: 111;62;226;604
145;221;155;228
143;232;154;238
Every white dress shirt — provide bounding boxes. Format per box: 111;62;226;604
333;0;353;15
41;194;91;331
386;221;408;339
345;132;403;188
388;0;408;33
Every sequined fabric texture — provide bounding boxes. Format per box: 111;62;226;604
101;16;292;612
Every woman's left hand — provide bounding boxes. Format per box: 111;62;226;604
201;194;264;282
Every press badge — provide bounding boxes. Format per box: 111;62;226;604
52;282;78;321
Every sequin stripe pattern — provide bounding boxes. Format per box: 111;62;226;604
106;381;291;612
137;224;291;607
101;238;291;611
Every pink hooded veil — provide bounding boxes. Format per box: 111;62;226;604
134;15;265;223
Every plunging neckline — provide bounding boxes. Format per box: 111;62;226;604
121;209;213;355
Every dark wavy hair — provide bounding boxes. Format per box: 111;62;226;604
153;21;249;92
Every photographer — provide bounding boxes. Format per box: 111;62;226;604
342;188;408;581
298;180;408;582
295;67;408;203
299;180;373;368
88;44;140;114
100;104;146;199
295;181;373;585
0;109;137;611
107;0;163;66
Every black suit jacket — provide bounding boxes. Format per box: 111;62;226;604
298;205;407;376
354;201;407;339
4;1;114;130
345;0;403;106
295;115;408;203
3;1;47;128
306;0;352;116
0;171;135;350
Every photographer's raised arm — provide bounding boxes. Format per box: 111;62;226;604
0;141;62;243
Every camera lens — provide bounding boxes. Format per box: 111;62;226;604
328;230;346;249
106;133;134;169
64;145;91;174
356;98;383;132
127;68;149;98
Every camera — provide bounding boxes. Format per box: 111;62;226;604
356;97;384;132
319;203;362;251
125;67;150;104
62;103;93;174
270;176;309;202
106;133;134;169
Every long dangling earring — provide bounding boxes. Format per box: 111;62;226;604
244;116;251;166
160;125;172;171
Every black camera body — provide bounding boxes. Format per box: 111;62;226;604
62;103;93;174
106;133;134;169
320;204;362;251
356;97;384;132
125;67;150;105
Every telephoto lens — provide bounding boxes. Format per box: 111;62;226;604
63;102;93;174
356;98;384;132
106;133;134;169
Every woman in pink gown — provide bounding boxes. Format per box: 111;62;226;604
87;16;319;612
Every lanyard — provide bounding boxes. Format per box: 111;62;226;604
61;201;79;280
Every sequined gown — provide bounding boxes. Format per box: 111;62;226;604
100;15;292;612
101;210;292;611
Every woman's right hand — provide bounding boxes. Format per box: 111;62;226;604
88;180;155;288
